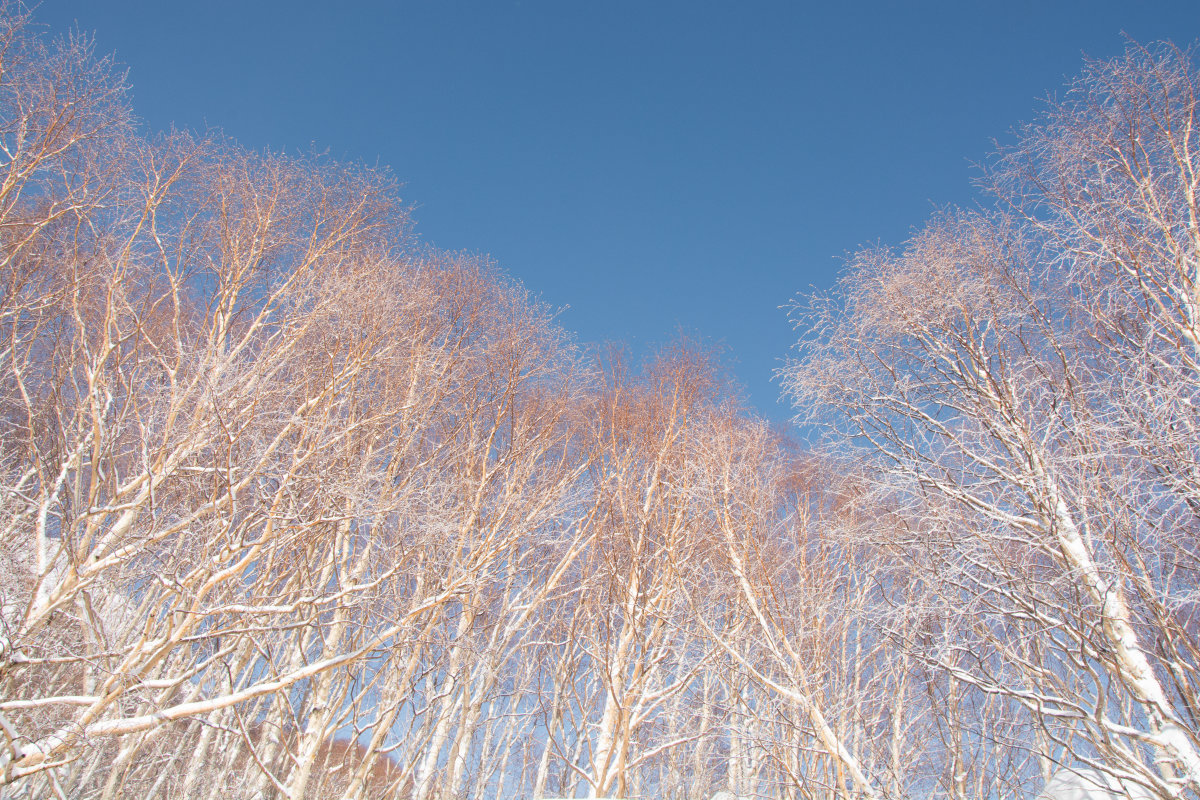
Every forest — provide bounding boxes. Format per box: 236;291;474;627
1;6;1200;800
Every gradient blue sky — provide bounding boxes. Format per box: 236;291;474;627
35;1;1200;420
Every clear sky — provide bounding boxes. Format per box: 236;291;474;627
34;1;1200;421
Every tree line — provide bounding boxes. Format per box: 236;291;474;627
0;8;1198;800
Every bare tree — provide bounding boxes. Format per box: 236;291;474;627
783;42;1200;797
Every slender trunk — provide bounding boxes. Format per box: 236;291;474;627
413;609;475;800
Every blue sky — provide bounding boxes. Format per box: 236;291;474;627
35;1;1200;421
